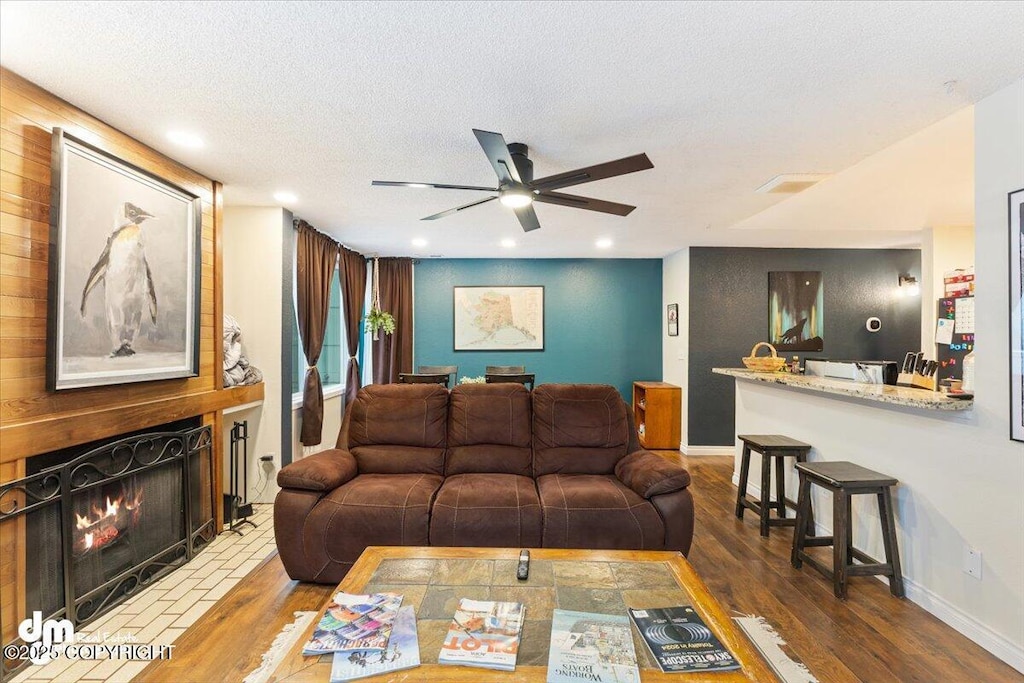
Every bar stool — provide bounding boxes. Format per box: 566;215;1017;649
791;461;905;600
735;434;812;537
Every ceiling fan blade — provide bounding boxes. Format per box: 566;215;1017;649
530;153;653;191
372;180;498;192
421;196;497;220
534;191;636;216
473;129;522;185
514;204;541;232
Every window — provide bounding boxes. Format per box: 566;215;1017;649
292;267;344;396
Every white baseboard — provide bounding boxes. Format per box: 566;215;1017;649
681;444;735;456
730;473;1024;673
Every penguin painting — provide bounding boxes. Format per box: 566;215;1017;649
80;202;158;357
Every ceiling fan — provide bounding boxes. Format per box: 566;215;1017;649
372;129;654;232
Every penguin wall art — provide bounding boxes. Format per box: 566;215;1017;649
49;129;201;391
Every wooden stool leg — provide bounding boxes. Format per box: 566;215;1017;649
878;488;905;598
791;473;811;568
833;490;850;599
798;452;815;532
759;452;772;537
774;454;787;518
735;445;752;519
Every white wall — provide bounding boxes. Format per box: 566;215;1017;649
291;395;345;460
662;248;689;449
222;206;285;503
732;78;1024;672
920;225;975;352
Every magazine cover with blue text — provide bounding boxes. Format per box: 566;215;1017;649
302;591;404;655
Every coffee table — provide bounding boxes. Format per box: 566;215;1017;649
269;547;777;682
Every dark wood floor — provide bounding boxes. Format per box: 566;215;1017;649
139;455;1021;683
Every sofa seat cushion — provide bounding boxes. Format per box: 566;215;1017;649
303;473;443;579
537;474;665;550
429;474;542;548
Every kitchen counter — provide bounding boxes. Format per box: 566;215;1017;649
712;368;973;411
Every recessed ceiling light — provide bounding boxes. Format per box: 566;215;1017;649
596;238;613;249
755;173;831;194
273;191;297;204
166;130;204;149
500;239;516;248
407;183;429;188
412;238;428;247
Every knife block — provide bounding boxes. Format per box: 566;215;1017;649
910;374;938;391
897;372;917;388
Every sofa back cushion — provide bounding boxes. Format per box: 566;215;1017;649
532;384;630;476
345;383;448;474
446;383;532;476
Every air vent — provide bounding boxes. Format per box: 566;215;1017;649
755;173;831;194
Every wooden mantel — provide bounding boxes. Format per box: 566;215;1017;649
0;383;265;462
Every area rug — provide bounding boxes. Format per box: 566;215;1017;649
734;614;819;683
243;611;317;683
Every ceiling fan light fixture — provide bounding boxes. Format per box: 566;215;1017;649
499;189;533;209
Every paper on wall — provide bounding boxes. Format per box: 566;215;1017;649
935;318;955;345
955;297;975;334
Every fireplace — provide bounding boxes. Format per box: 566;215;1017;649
1;420;216;678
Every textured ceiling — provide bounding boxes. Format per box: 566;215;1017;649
1;1;1022;257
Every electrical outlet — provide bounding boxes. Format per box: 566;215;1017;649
260;453;276;468
963;546;982;579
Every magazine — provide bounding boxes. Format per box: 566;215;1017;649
546;609;640;683
329;606;420;681
302;591;404;655
628;606;740;672
438;598;525;672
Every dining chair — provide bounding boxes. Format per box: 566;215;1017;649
485;365;525;375
398;373;450;388
485;373;535;391
418;365;458;386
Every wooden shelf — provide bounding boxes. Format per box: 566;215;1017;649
633;381;681;450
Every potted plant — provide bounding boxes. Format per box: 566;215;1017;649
366;256;396;340
365;306;395;340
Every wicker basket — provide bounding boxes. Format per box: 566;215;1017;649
742;342;787;372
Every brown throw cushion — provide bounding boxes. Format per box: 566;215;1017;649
429;473;542;547
615;451;691;499
276;449;357;491
537;473;665;549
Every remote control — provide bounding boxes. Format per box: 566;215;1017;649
516;549;530;581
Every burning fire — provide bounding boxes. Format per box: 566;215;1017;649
74;491;143;553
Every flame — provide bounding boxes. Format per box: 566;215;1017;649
74;490;141;554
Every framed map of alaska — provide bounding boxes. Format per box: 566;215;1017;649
453;286;544;351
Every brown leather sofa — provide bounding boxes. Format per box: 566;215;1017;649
274;382;694;583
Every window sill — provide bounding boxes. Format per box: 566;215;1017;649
292;384;344;410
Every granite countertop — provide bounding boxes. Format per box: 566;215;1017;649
712;368;974;412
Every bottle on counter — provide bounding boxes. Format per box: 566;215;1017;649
790;356;801;374
961;351;976;392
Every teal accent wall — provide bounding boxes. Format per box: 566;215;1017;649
413;259;663;400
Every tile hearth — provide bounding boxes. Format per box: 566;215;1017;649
13;505;275;683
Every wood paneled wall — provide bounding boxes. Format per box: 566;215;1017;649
0;67;224;461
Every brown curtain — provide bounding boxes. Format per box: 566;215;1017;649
340;246;367;403
371;257;414;384
295;220;339;446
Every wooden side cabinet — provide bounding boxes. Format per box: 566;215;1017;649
633;381;682;450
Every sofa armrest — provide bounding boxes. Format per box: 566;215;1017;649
277;449;357;491
615;450;691;499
